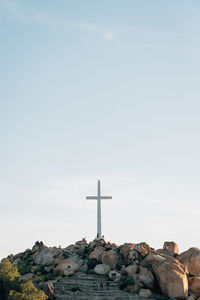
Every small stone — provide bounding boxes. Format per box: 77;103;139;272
139;288;152;298
60;286;65;293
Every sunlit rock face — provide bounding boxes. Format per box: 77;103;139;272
163;241;179;257
178;248;200;276
153;260;188;298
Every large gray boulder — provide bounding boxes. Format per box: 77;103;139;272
153;260;188;298
94;264;111;275
33;248;54;266
54;259;79;276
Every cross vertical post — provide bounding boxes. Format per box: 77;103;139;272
86;180;112;238
97;180;101;237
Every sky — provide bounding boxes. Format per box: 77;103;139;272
0;0;200;259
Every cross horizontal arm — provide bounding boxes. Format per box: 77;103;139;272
86;196;112;200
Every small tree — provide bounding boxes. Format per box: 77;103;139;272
0;260;21;299
9;280;48;300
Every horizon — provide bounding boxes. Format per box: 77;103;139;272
1;0;200;260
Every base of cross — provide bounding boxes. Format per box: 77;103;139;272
95;234;105;243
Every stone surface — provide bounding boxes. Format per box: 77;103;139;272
119;243;135;258
188;277;200;294
33;247;54;266
125;264;138;276
153;260;188;298
144;254;166;265
134;243;151;257
128;250;139;261
102;250;118;268
138;266;154;289
89;247;105;263
178;248;200;276
22;272;35;282
187;296;196;300
163;241;179;257
94;264;111;275
54;259;79;276
41;281;54;299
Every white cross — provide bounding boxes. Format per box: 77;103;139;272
86;180;112;238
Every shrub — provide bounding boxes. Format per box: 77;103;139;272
87;259;98;270
120;277;134;290
85;269;96;275
17;264;32;276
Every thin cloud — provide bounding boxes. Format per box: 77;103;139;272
104;30;114;41
0;0;184;56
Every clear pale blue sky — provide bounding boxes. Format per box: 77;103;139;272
0;0;200;259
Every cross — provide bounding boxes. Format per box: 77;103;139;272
86;180;112;238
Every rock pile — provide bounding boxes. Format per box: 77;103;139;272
2;239;200;299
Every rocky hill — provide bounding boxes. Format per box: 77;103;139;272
1;238;200;299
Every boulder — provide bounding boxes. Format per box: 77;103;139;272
153;260;188;298
41;281;54;299
53;253;65;265
75;241;87;252
94;264;111;275
134;243;151;257
69;253;83;267
119;243;135;258
33;247;54;266
109;270;121;282
125;264;138;276
12;258;22;266
63;244;75;253
139;288;152;298
187;296;196;300
178;248;200;276
102;250;118;268
163;241;179;257
144;254;166;266
188;277;200;294
128;250;139;261
22;273;35;282
89;247;105;263
138;266;154;289
54;259;79;276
